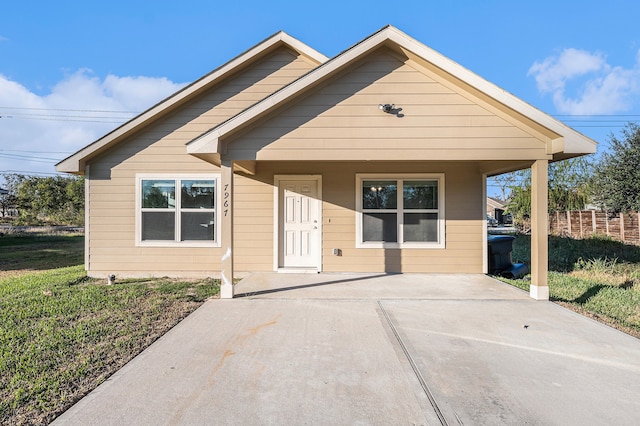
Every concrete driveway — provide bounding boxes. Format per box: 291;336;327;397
53;273;640;425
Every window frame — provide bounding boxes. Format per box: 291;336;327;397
355;173;445;249
135;174;221;247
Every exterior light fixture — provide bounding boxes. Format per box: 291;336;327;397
378;103;395;113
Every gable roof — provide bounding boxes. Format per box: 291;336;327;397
487;197;506;210
56;31;328;174
187;25;597;161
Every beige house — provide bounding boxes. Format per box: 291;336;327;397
486;197;506;224
57;26;596;300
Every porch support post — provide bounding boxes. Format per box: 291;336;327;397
220;160;234;299
530;159;549;300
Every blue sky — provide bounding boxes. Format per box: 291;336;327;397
1;0;640;185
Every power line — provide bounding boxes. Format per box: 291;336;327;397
1;170;64;176
0;106;139;114
0;154;59;164
8;113;134;120
552;114;640;117
5;115;128;124
0;149;72;154
0;105;137;124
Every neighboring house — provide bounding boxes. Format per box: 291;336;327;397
56;26;596;300
487;197;507;225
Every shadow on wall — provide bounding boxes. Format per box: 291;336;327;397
237;159;483;274
384;249;401;273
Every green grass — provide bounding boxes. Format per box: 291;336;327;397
499;234;640;337
0;233;84;273
0;234;219;425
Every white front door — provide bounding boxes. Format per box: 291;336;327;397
279;179;321;269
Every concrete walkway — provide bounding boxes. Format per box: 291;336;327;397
53;273;640;425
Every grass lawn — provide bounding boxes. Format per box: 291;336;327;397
0;233;219;425
0;233;84;279
499;234;640;338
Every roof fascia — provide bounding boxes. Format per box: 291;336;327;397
56;31;328;174
188;25;596;158
187;27;394;155
385;28;597;156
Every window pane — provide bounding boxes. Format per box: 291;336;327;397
181;180;215;209
403;180;438;209
181;212;215;241
142;180;175;208
363;213;397;242
362;180;397;209
403;213;438;242
142;212;175;240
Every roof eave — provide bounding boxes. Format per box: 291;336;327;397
189;25;598;158
387;27;599;157
187;27;394;153
55;31;328;174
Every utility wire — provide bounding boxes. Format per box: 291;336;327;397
0;149;72;154
0;106;139;114
0;105;137;123
0;155;58;164
1;170;65;176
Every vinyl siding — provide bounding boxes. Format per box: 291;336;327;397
86;48;315;277
226;49;550;162
233;161;485;274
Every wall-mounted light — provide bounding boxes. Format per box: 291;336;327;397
378;103;395;113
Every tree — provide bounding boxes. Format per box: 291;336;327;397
505;156;595;228
1;174;23;219
2;174;85;225
547;156;593;212
592;123;640;212
504;170;531;227
489;172;520;202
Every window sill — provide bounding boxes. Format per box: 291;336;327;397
137;241;220;248
356;242;445;249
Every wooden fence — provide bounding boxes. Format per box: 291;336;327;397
548;210;640;245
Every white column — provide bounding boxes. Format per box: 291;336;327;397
220;160;234;299
530;159;549;300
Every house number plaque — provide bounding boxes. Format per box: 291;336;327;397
224;183;230;216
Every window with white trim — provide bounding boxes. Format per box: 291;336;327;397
137;175;220;247
356;174;444;248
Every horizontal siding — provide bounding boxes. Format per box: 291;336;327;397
232;173;274;272
88;160;486;276
231;161;487;274
85;42;498;276
86;47;314;276
228;49;548;161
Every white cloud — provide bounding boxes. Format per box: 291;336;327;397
528;48;640;115
0;70;186;179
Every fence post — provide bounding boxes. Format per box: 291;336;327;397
566;210;572;236
592;210;596;235
579;210;584;237
621;213;625;243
